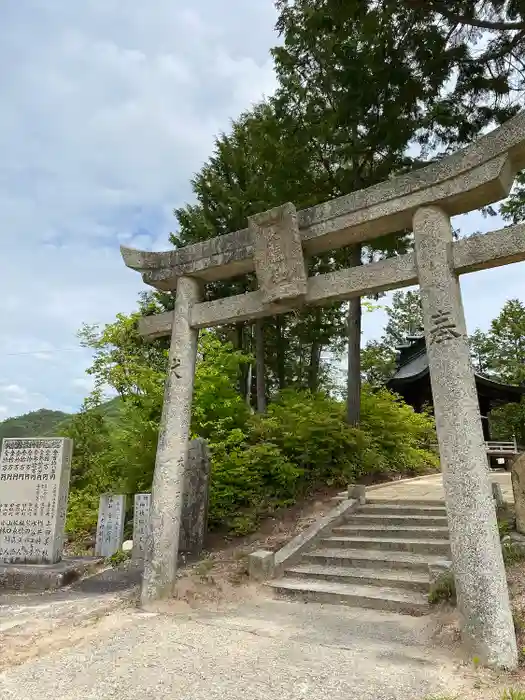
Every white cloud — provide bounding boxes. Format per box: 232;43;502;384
71;377;95;391
0;0;278;419
0;0;523;423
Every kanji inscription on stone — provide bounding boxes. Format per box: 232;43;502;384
249;202;308;306
429;309;461;345
132;493;151;560
0;437;73;565
95;494;126;557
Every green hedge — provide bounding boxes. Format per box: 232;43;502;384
207;388;438;534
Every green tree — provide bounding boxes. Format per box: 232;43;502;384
487;299;525;385
469;328;492;375
273;0;525;422
272;0;431;423
361;291;423;386
398;0;525;143
171;103;348;404
60;391;113;491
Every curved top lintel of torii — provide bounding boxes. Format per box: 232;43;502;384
121;110;525;292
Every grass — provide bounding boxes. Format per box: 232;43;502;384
428;570;456;605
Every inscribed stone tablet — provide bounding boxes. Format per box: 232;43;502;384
95;494;126;557
132;493;151;560
179;438;211;555
0;437;73;565
249;202;307;306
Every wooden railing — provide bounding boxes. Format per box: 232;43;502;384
486;439;518;455
429;439;520;456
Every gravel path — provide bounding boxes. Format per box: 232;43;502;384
0;595;481;700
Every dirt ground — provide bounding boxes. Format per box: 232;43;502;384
2;485;525;697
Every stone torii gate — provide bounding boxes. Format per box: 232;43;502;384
121;112;525;669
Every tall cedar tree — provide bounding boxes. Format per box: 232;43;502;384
273;0;524;423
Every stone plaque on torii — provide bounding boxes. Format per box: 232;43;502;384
121;112;525;669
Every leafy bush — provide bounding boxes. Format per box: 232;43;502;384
205;388;438;534
428;571;456;605
209;435;302;534
64;317;439;538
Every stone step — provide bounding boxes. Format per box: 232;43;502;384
283;563;430;592
268;578;430;616
346;513;449;527
306;547;451;572
356;503;447;517
366;499;446;507
332;525;449;540
321;536;450;556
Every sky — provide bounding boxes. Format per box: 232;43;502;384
0;0;523;420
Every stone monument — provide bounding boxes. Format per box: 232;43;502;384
179;437;210;555
132;438;210;561
511;453;525;535
132;493;150;561
95;494;126;557
0;437;73;565
121;110;525;669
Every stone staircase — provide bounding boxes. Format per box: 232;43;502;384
268;500;451;616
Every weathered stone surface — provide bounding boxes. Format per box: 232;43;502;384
492;481;505;508
179;438;210;556
121;111;525;290
428;560;453;587
510;531;525;556
141;275;202;606
414;205;517;670
274;498;360;576
132;493;151;560
0;437;73;565
249;202;307;306
136;223;525;338
511;453;525;535
248;550;275;581
347;484;366;504
95;494;126;558
0;556;103;591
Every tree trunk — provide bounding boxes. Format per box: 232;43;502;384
276;318;286;390
245;363;253;409
235;323;249;401
255;319;267;413
346;244;362;426
308;309;322;393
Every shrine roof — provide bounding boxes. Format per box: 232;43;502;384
387;337;525;402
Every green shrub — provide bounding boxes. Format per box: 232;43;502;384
65;322;439;539
206;388;438;534
428;571;456;605
360;386;439;476
502;691;525;700
208;435;302;534
502;540;525;566
106;549;131;568
248;390;375;486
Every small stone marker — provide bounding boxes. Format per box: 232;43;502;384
179;438;211;555
132;493;151;560
511;453;525;535
0;437;73;565
95;494;126;557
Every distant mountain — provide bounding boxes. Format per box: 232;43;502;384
0;408;71;444
0;398;122;446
